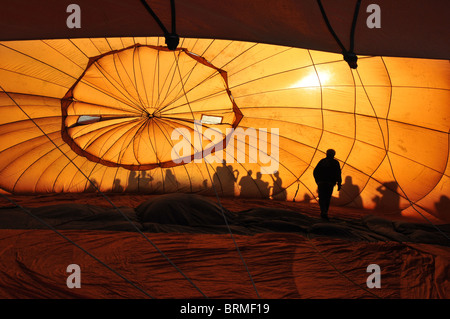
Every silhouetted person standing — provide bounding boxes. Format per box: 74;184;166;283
164;170;178;192
313;149;342;220
213;161;239;197
112;179;124;193
255;172;270;199
338;176;363;208
271;171;287;201
373;181;400;213
239;170;257;198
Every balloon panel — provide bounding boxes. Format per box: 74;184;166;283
0;37;448;221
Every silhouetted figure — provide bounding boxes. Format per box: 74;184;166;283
372;181;400;213
435;195;450;222
112;179;123;193
313;149;342;219
85;178;98;192
337;176;363;208
270;171;287;200
164;169;178;192
139;171;153;191
213;161;239;197
255;172;271;199
125;171;139;192
239;170;258;198
302;193;312;204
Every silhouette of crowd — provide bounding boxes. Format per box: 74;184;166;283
81;162;449;225
213;161;287;200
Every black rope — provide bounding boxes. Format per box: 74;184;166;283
316;0;361;69
349;0;362;54
140;0;169;34
140;0;179;50
316;0;346;52
170;0;177;35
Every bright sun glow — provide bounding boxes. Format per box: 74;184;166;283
289;71;330;89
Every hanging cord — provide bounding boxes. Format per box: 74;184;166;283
316;0;361;69
173;51;261;298
349;0;362;55
140;0;179;50
0;192;154;298
0;86;207;298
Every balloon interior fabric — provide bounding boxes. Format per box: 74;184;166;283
0;3;449;300
0;37;448;218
